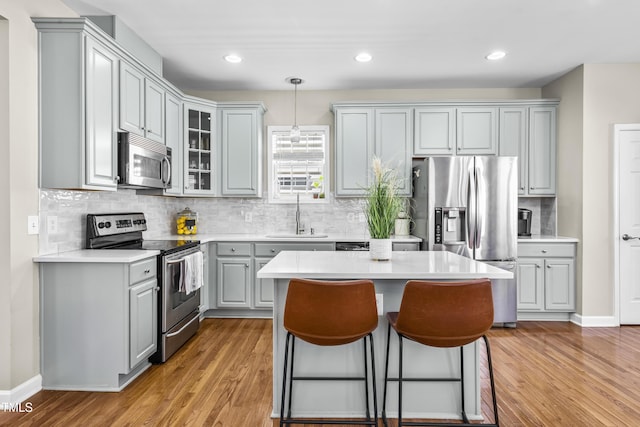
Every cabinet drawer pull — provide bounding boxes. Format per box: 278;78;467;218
541;250;547;254
547;265;552;269
144;269;151;274
536;264;541;268
271;249;276;253
231;248;236;252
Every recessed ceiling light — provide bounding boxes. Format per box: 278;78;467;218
486;51;506;61
355;52;373;63
224;54;242;64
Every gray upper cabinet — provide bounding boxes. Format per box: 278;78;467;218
414;106;498;156
414;107;455;155
119;62;165;144
218;103;265;197
499;105;557;196
164;93;183;195
335;108;374;196
375;108;413;196
528;107;557;195
35;19;119;191
334;106;412;196
456;107;498;155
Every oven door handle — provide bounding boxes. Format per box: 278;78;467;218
167;258;186;265
166;314;200;338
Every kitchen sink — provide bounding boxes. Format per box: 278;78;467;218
265;233;329;239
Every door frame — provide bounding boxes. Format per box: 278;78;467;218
612;123;640;326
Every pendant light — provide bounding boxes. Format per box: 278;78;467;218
288;77;303;142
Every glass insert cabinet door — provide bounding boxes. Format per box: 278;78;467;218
185;105;214;194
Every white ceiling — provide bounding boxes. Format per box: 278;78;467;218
62;0;640;91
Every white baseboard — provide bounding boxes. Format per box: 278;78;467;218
0;375;42;405
571;313;619;327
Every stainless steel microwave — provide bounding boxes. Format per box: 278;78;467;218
118;132;171;189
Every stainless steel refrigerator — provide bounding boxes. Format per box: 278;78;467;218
411;156;518;326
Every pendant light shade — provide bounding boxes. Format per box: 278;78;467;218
288;77;303;142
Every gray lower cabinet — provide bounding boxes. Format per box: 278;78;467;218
517;242;576;316
208;241;334;317
35;19;119;190
39;256;158;391
216;243;252;307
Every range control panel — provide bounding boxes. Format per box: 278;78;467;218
87;213;147;237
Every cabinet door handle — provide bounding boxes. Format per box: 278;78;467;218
141;127;145;131
547;265;552;269
530;187;534;190
231;248;236;252
155;287;160;292
144;269;151;274
244;264;249;268
541;250;547;254
536;264;541;268
271;249;276;253
114;176;120;183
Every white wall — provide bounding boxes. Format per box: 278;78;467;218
542;66;585;313
582;64;640;317
543;64;640;319
0;0;77;397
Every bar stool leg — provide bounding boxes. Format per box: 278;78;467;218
280;332;292;427
368;333;379;425
382;323;392;426
363;337;371;420
398;332;404;427
287;336;296;419
483;335;499;426
460;346;468;423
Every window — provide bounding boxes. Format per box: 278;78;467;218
267;125;330;203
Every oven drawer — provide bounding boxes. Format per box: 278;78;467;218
217;243;252;256
129;257;157;285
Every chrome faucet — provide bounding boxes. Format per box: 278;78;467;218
295;193;304;235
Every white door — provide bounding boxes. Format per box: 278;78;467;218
618;126;640;324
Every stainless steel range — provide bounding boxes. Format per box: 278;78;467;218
86;212;202;363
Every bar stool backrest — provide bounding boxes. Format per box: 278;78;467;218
284;278;378;346
395;279;494;348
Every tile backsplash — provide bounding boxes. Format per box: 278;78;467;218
38;190;369;254
39;190;558;255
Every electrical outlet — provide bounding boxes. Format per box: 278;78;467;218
244;212;252;223
47;216;58;234
27;216;39;235
375;293;383;316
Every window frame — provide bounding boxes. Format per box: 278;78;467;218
267;125;330;204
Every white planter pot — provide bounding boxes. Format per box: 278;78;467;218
369;238;392;261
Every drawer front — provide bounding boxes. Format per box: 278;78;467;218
129;257;157;285
392;242;420;251
255;242;335;257
518;243;575;258
217;242;252;256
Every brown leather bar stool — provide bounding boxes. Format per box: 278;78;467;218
280;278;379;426
382;279;499;427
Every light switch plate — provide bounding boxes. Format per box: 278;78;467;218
27;216;39;235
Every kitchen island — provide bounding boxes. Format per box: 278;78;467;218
257;250;512;421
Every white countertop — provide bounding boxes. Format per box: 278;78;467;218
518;235;579;243
34;249;160;263
256;250;513;280
194;233;421;244
33;234;421;263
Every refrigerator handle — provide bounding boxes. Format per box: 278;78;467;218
467;166;476;250
475;165;483;249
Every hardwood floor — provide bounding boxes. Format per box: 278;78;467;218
2;319;640;426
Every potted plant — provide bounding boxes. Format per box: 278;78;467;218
364;157;403;260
